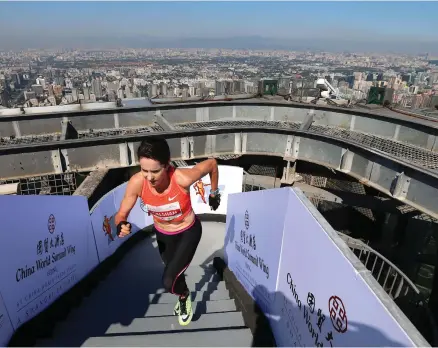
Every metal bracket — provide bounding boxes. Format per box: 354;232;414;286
291;136;300;159
127;142;136;165
300;109;314;131
60;148;70;172
285;135;294;157
340;149;354;172
181;137;190;160
51;149;63;174
119;143;130;167
12;121;21;137
241;133;248;153
390;172;411;199
155;110;175;131
234;133;242;154
114;113;120;128
60;119;78;140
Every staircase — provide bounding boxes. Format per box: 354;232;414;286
34;221;254;347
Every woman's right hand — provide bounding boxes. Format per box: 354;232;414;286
117;222;131;238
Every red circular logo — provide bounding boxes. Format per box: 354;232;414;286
48;214;56;234
328;295;348;333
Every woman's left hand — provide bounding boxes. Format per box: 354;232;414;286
209;192;221;211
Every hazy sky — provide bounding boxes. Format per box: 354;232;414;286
0;1;437;51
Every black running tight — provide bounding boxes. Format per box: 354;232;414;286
154;217;202;296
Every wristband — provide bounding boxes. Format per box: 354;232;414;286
210;188;220;196
116;221;129;236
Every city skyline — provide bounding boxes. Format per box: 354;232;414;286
0;1;437;54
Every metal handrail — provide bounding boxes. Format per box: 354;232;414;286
337;232;420;299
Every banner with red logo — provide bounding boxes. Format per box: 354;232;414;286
225;187;427;347
272;188;426;346
0;195;96;330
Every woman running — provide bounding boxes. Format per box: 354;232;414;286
115;137;221;326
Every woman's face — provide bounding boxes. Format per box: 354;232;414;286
139;157;168;187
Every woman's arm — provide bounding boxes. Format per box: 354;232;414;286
115;173;143;226
176;158;219;193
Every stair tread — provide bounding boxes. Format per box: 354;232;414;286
46;311;246;341
79;275;223;309
67;296;236;321
79;328;253;347
144;299;237;317
106;311;246;334
149;290;230;304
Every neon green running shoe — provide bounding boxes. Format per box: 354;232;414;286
173;299;180;316
178;293;193;326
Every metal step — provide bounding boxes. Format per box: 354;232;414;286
105;311;246;334
151;278;226;293
143;299;237;317
81;328;254;347
149;290;230;304
32;226;254;347
47;311;246;341
78;275;224;308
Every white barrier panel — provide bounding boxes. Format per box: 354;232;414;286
0;294;14;347
272;188;426;347
0;195;95;329
224;187;290;314
186;165;243;215
90;183;150;262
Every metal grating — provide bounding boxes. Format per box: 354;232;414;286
247;165;277;177
307;124;438;171
301;174;328;188
0;124;163;146
216;154;242;160
0;134;61;147
0;172;84;195
150;123;165;132
171;160;188;167
174;120;301;130
78;125;160;139
2;119;438;172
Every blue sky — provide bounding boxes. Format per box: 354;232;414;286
0;1;436;41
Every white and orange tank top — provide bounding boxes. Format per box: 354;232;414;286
139;166;193;224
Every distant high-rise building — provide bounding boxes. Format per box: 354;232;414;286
215;81;225;95
36;77;46;89
24;91;36;100
346;76;355;89
31;84;44;96
55;77;65;86
0;89;10;107
12;73;21;87
91;79;102;98
401;74;411;83
160;83;167;96
71;88;78;101
48;85;54;97
83;87;91;100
